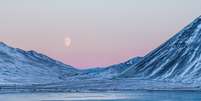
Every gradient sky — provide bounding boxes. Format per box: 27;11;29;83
0;0;201;68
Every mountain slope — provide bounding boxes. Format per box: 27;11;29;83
77;57;142;79
120;16;201;83
0;42;79;84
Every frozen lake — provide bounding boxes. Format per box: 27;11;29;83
0;91;201;101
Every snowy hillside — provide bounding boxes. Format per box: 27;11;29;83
2;15;201;92
74;57;142;79
120;16;201;83
0;41;143;84
0;42;79;84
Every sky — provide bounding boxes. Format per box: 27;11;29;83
0;0;201;68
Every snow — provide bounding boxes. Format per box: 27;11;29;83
0;79;199;93
73;57;142;79
120;15;201;84
1;16;201;92
0;42;79;84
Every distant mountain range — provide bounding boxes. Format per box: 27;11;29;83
75;57;142;79
1;15;201;91
0;41;141;84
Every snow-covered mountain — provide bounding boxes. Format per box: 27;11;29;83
1;16;201;92
0;41;143;85
0;42;79;84
77;57;142;79
120;16;201;83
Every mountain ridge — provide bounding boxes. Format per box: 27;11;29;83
1;16;201;92
120;15;201;83
0;42;79;84
75;56;142;79
0;41;142;84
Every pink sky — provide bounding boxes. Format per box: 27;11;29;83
0;0;201;68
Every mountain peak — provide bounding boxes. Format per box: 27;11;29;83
0;42;13;51
0;42;8;47
0;41;79;84
120;15;201;83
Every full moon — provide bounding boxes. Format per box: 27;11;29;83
64;37;72;47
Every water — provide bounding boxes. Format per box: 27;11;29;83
0;91;201;101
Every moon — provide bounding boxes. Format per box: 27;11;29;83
64;37;72;47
